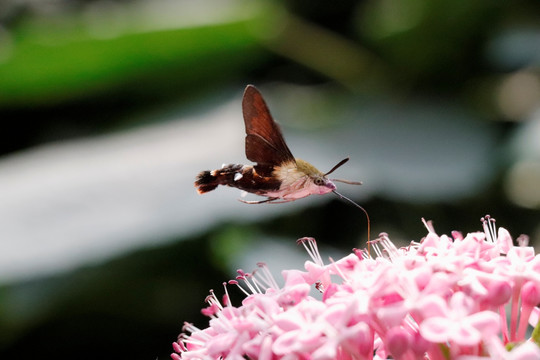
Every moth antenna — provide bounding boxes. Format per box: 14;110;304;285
331;178;363;185
325;157;350;176
332;190;371;255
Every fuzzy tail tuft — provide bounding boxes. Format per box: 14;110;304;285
195;171;219;194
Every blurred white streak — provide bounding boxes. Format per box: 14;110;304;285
0;96;300;283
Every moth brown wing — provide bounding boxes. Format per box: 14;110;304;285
242;85;295;175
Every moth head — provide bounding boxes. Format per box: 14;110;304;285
312;175;336;193
294;159;335;194
295;157;361;195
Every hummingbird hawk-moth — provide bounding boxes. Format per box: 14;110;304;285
195;85;365;207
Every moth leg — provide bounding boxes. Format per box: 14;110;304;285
238;197;279;204
264;199;295;204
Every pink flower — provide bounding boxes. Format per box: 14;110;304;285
419;292;500;348
172;216;540;359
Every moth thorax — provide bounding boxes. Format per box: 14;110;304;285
295;158;325;177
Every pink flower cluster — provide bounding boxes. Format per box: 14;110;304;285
172;217;540;359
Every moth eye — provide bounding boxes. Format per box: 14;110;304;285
314;177;325;186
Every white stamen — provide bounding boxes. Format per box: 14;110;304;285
481;215;496;243
253;262;280;290
422;218;436;234
297;237;325;266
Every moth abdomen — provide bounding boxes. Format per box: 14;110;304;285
195;164;245;194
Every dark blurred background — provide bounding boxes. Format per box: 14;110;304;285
1;0;540;359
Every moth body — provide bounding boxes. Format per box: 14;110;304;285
195;158;336;202
194;85;358;204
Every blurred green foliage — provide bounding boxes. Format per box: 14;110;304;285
0;11;266;107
